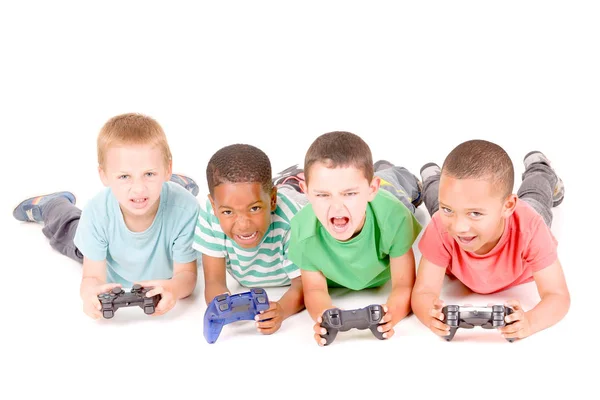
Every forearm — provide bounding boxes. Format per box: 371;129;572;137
204;280;230;304
170;269;198;300
277;279;305;319
411;291;439;326
304;288;333;322
387;285;413;321
525;292;570;335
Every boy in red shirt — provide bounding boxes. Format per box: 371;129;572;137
411;139;570;341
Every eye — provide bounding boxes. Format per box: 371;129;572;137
118;175;129;180
250;206;262;212
145;172;156;177
221;210;232;216
344;192;358;197
315;193;329;198
441;207;453;214
469;212;483;218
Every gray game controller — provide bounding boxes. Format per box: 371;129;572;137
319;304;385;346
442;305;515;342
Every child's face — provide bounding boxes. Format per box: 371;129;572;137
438;173;517;255
209;182;277;249
301;162;379;242
99;144;172;220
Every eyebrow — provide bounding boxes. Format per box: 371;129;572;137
440;202;487;212
218;200;263;209
313;187;360;193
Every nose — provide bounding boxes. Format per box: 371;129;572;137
236;214;251;230
452;215;470;233
130;178;145;194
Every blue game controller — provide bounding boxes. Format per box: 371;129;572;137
203;288;270;344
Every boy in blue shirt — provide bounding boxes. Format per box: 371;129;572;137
13;113;200;319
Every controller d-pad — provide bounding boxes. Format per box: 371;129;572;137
219;303;230;312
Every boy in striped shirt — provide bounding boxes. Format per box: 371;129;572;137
193;144;307;335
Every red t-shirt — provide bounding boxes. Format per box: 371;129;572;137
418;200;558;294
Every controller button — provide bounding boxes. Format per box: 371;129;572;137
216;294;228;302
219;303;230;312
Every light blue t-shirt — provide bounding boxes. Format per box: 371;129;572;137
73;181;200;286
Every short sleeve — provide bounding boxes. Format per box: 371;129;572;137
192;200;227;258
417;214;452;268
73;204;108;261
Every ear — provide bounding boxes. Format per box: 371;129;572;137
267;186;278;212
98;165;109;187
501;193;518;218
367;176;381;201
299;180;307;194
165;160;173;182
208;194;217;217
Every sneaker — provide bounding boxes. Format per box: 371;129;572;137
373;159;395;172
420;162;441;183
412;178;424;209
13;191;76;223
273;164;305;193
523;151;564;207
170;173;199;197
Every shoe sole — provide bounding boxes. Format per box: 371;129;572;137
12;191;77;222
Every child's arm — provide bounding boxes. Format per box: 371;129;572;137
79;257;121;320
201;254;230;304
301;270;336;346
411;256;451;337
255;276;305;335
500;259;570;340
138;260;198;316
378;248;417;339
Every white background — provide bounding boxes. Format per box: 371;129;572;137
1;1;598;399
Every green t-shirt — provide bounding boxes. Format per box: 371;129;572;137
288;190;422;290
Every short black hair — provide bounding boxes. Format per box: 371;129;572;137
206;144;273;195
442;139;514;198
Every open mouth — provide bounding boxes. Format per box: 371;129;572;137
329;216;350;233
457;235;477;245
235;231;259;244
130;197;148;209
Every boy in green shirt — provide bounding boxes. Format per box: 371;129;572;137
288;131;422;345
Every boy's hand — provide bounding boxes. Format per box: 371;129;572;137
255;301;283;335
499;300;531;341
377;305;396;339
313;315;328;346
428;298;451;337
81;282;122;320
136;280;177;317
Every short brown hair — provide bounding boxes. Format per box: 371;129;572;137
442;139;514;198
206;144;273;196
97;113;172;168
304;131;373;184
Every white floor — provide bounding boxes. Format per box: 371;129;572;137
2;2;598;399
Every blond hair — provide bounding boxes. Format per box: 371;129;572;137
97;113;172;167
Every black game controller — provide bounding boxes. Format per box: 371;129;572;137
442;305;515;342
98;284;161;319
319;304;385;345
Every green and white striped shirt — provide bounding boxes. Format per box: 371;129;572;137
193;192;301;287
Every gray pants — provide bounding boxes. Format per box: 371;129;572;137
41;198;84;263
374;165;421;214
422;161;557;227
